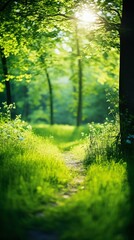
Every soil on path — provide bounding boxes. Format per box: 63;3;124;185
62;151;86;196
27;151;86;240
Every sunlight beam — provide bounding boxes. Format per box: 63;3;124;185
75;8;96;24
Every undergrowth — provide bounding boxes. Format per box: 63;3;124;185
84;119;121;165
0;104;130;240
54;162;129;240
0;104;71;239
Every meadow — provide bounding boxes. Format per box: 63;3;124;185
0;106;130;240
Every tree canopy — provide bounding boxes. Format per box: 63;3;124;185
0;0;122;125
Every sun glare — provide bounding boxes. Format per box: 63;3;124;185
75;8;96;24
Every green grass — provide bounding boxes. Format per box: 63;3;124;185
0;122;72;239
0;114;130;240
32;124;89;151
55;163;129;240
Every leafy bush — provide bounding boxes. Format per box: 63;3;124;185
0;102;31;139
84;118;120;165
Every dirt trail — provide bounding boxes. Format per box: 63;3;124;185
62;151;86;194
27;152;85;240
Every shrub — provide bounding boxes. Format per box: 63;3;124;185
84;118;121;165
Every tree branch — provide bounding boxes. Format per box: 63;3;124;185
109;8;122;21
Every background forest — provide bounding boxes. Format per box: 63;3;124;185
0;0;120;125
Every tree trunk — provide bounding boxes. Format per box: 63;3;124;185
45;68;54;125
22;85;30;120
0;0;14;12
119;0;134;145
119;1;134;239
0;48;12;105
76;25;83;126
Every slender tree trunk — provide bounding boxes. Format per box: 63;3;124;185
75;25;83;126
45;68;54;125
0;48;12;105
119;1;134;239
22;85;30;120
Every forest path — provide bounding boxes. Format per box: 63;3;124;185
61;151;86;197
27;151;86;240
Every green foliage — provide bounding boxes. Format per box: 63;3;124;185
0;103;31;148
0;0;120;125
53;162;129;240
0;114;130;240
84;118;120;165
0;105;71;239
0;1;130;239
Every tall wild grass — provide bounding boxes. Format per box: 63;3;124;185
0;104;130;240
